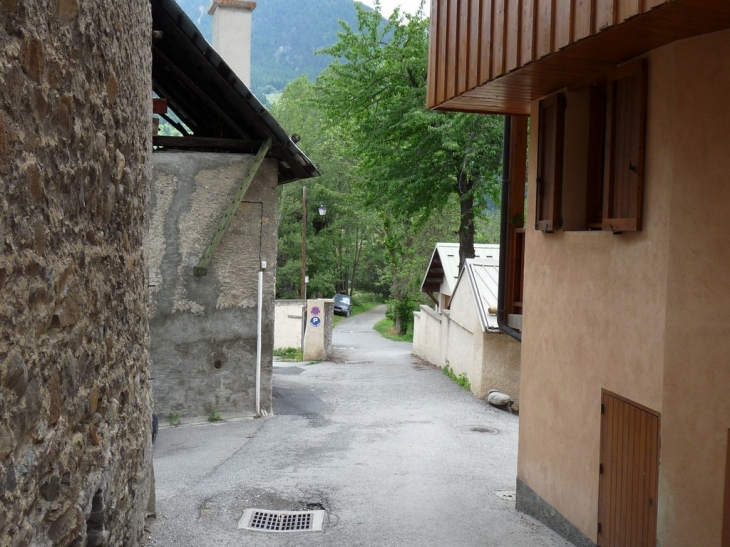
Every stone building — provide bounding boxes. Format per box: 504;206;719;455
148;0;318;419
0;0;153;545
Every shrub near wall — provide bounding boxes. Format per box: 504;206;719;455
0;1;152;545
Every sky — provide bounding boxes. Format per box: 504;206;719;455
359;0;431;18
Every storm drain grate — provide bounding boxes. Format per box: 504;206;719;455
238;509;325;533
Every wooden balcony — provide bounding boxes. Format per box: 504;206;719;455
427;0;730;114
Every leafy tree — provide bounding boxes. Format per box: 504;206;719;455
272;76;385;299
315;2;504;268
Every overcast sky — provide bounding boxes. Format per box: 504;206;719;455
359;0;431;18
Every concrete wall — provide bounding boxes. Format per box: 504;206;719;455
517;28;730;547
147;152;278;418
274;299;306;350
413;293;521;403
413;306;445;366
302;299;334;361
0;1;153;544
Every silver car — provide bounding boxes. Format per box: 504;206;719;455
332;294;352;317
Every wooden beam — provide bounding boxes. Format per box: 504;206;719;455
194;138;272;276
153;46;251;141
153;135;262;151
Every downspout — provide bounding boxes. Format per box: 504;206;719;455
497;116;522;343
255;262;264;415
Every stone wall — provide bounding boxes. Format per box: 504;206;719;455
0;1;152;545
148;152;278;419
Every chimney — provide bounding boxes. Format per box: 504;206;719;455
208;0;256;87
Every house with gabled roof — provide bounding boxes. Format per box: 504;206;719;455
426;1;730;545
146;0;318;419
420;242;499;310
415;244;520;404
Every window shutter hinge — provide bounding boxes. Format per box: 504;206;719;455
599;463;603;474
600;403;605;414
598;522;602;534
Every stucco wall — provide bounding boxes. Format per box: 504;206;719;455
414;300;521;403
479;333;521;406
657;29;730;547
518;28;730;546
302;299;334;361
274;299;306;350
0;1;153;544
147;152;277;418
413;306;444;366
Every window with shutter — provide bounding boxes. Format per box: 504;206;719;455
544;60;647;233
535;93;565;233
602;60;647;233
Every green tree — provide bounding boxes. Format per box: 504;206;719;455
272;76;385;298
315;2;503;268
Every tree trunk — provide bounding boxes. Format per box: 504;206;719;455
457;172;476;268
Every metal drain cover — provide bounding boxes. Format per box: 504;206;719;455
238;509;325;532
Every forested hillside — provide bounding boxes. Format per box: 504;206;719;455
176;0;369;100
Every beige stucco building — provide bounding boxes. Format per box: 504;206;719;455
427;1;730;546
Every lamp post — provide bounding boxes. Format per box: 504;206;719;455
300;186;326;300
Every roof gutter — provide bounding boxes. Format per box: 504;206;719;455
497;116;522;343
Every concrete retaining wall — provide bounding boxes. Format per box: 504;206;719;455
147;152;278;418
414;305;521;405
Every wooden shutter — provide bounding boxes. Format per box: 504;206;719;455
535;93;565;232
598;390;660;547
585;84;607;229
602;60;647;233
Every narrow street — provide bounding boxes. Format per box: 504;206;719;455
146;306;570;546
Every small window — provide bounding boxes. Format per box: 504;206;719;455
537;60;647;233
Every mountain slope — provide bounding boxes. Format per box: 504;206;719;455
176;0;369;97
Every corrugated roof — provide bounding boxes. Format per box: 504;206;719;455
150;0;319;184
458;258;500;333
420;243;500;295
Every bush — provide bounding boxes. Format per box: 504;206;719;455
386;295;419;335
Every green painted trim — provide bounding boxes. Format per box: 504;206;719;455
194;138;272;276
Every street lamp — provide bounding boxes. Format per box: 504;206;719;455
300;186;326;300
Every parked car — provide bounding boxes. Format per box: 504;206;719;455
332;293;352;317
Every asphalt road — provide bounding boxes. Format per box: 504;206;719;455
146;305;571;547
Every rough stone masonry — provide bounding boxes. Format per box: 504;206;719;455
0;1;153;545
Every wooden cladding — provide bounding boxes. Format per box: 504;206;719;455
427;0;730;114
598;391;660;547
427;0;670;110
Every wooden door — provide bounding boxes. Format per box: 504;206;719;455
597;391;660;547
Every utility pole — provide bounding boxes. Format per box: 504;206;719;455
300;185;307;299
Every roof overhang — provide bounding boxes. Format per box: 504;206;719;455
151;0;319;183
430;0;730;115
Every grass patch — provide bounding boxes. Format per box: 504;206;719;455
442;364;471;391
168;412;181;427
273;347;303;361
373;317;413;342
207;406;223;422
